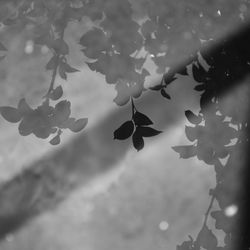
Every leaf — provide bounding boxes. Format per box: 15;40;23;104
185;110;202;124
137;126;162;137
54;100;71;124
68;118;88;132
46;55;57;70
58;61;79;80
149;84;163;91
0;106;22;123
33;126;52;139
172;145;197;159
59;63;67;80
162;73;177;85
132;129;144;151
62;62;79;73
176;67;188;76
133;111;153;126
50;135;61;145
194;84;206;91
197;225;218;250
192;63;207;83
0;42;7;51
18;98;32;115
18;112;39;136
49;85;63;100
52;39;69;55
160;88;171;99
185;126;198;142
114;120;134;140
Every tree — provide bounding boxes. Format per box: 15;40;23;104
0;0;249;249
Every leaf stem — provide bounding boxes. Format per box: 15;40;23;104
46;22;67;98
203;194;216;227
131;98;136;116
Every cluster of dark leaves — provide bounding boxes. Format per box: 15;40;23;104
114;110;161;151
46;54;79;80
0;97;87;145
173;25;250;249
79;0;149;105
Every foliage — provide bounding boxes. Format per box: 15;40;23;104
0;0;249;249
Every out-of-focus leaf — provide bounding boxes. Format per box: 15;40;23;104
68;118;88;132
49;85;63;100
132;128;144;151
59;64;67;80
0;56;6;61
133;111;153;126
33;126;52;139
62;62;79;73
185;126;198;142
0;106;22;123
137;126;162;137
0;42;7;51
197;225;218;250
46;55;57;70
160;88;171;99
52;39;69;55
18;98;32;116
18;112;39;136
54;100;71;123
185;110;202;124
114;120;134;140
172;145;197;159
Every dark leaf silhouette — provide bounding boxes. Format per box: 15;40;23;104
0;106;22;123
137;126;162;137
133;111;153;126
162;73;177;86
160;88;171;99
114;120;134;140
192;63;207;83
132;128;144;151
68;118;88;132
50;134;61;145
185;110;202;124
176;67;188;76
194;84;206;91
172;145;197;159
149;84;163;91
49;86;63;100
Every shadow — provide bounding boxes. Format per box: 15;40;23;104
0;22;250;248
